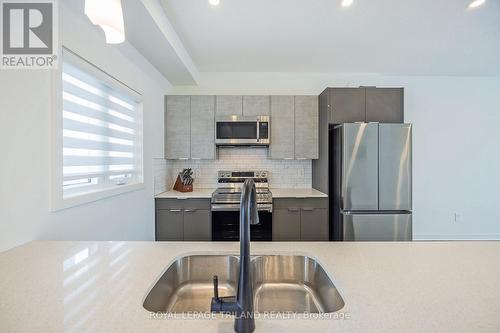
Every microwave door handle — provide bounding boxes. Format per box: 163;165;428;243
256;121;260;142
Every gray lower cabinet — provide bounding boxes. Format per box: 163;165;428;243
294;96;319;159
273;208;301;241
156;209;184;241
273;198;328;241
243;96;270;116
183;209;211;241
365;88;404;123
155;198;211;241
216;96;243;116
270;96;295;159
300;208;328;241
165;96;190;159
190;96;216;159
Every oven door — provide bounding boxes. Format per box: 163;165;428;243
212;210;272;241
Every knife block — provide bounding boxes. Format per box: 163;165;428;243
173;174;193;192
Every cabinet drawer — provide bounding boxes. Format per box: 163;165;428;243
155;198;211;210
273;198;327;210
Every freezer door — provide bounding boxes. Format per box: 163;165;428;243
342;123;379;210
343;213;412;241
379;124;412;211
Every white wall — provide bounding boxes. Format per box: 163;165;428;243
392;76;500;240
0;3;170;252
172;72;500;240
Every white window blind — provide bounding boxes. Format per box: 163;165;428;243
62;53;143;199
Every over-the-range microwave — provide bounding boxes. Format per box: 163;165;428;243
215;115;270;146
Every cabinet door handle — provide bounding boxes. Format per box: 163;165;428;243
302;208;314;211
184;209;197;213
169;209;182;212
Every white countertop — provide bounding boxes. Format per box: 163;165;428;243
155;188;328;199
155;188;214;199
270;188;328;198
1;241;500;332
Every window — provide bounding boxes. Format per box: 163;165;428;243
53;49;143;209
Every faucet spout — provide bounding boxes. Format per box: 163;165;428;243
211;179;258;333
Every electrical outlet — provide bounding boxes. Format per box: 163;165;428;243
195;168;201;178
454;213;462;223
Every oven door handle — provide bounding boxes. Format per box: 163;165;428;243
211;204;240;211
211;204;273;212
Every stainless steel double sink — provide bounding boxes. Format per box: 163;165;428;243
143;255;345;313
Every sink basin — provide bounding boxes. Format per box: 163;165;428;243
143;255;345;314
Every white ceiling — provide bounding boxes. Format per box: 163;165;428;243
122;0;198;84
63;0;198;84
159;0;500;76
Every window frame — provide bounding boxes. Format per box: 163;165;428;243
51;47;144;211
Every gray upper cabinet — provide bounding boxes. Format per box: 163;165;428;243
243;96;270;116
216;96;243;116
329;88;366;123
165;94;320;160
294;96;319;159
365;88;404;123
190;96;215;159
270;96;295;159
325;87;404;124
165;96;190;159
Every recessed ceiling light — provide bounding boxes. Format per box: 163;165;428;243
468;0;486;8
209;0;220;6
341;0;354;7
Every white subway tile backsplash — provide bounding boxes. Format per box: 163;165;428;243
154;147;312;192
153;158;170;194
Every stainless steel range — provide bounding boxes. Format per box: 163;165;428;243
211;171;272;212
211;171;273;241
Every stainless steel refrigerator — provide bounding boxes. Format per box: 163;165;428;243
330;123;412;241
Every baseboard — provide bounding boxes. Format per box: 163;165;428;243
414;233;500;240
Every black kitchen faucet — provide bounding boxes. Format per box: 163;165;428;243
210;178;259;333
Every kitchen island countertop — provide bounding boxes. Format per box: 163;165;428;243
1;241;500;332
